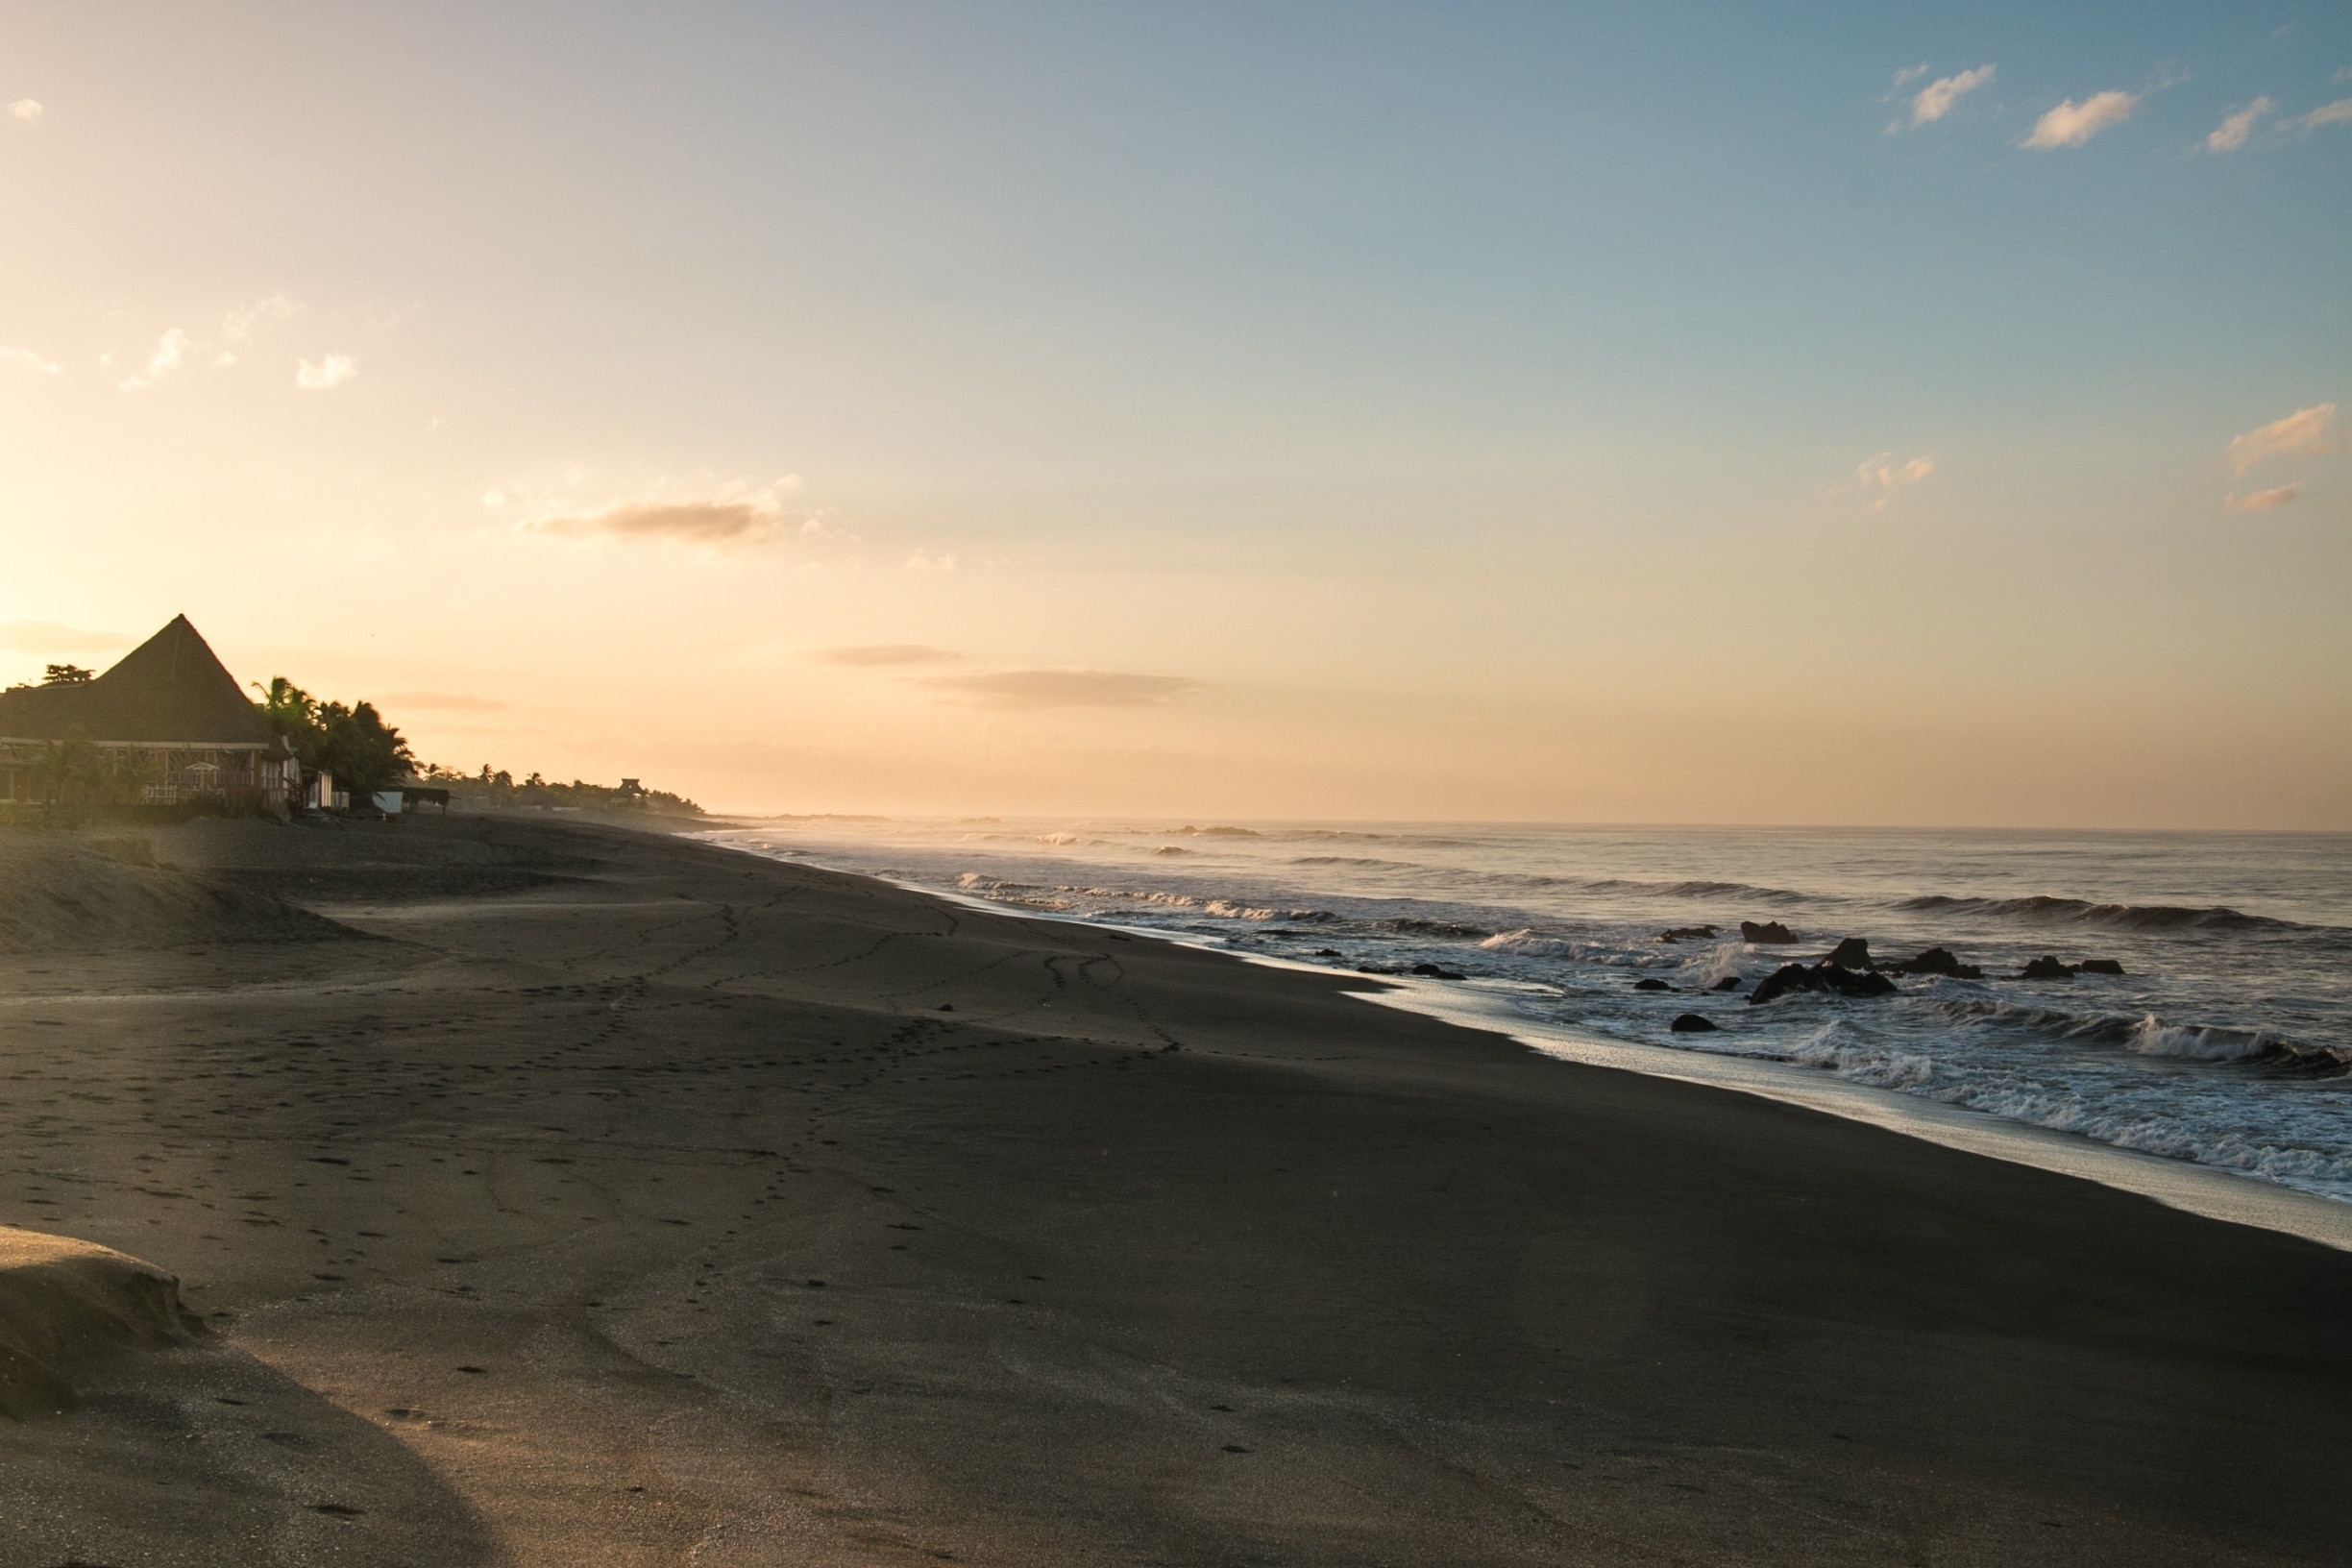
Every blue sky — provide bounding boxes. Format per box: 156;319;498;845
2;3;2346;822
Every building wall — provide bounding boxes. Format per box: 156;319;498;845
0;739;292;806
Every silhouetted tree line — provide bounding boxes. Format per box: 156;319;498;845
254;676;700;816
254;677;415;797
408;761;704;817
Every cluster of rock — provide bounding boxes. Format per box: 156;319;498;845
1730;935;2125;1006
1377;919;2129;1036
1748;956;1898;1006
2021;955;2125;980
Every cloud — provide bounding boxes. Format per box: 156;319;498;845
0;346;60;375
2021;90;2140;149
295;354;356;390
2224;404;2339;474
1889;63;1930;93
1901;65;1996;129
380;690;509;711
7;99;39;124
221;294;302;341
118;328;190;390
0;620;129;654
2207;97;2274;151
1856;454;1936;488
2224;484;2301;512
806;644;963;667
905;551;958;572
1847;453;1936;513
2299;98;2352;130
920;669;1203;710
526;478;807;547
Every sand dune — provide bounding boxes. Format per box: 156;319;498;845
0;1227;202;1418
0;830;349;953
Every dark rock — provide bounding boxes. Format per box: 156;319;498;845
1749;964;1815;1005
1711;975;1742;992
1889;946;1984;979
1740;920;1796;944
2076;958;2125;976
2021;955;2076;980
1633;977;1675;992
1409;962;1465;980
1655;925;1719;943
1749;961;1898;1005
1670;1014;1720;1033
1822;938;1874;969
1315;948;1341;957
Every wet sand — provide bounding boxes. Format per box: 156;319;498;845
3;812;2348;1566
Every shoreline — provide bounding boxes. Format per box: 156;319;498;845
6;811;2349;1565
701;832;2352;1254
1349;972;2352;1250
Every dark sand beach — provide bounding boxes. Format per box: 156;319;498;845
3;813;2348;1566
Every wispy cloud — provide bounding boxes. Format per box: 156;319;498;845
1896;65;1995;131
98;298;307;387
2225;404;2339;475
806;644;963;667
7;99;40;124
2298;98;2352;130
0;620;128;654
118;328;191;390
380;690;508;711
2207;97;2274;151
2224;484;2301;512
1889;63;1930;92
295;354;356;390
2021;90;2139;149
527;478;811;547
921;669;1202;710
1849;453;1936;511
222;294;302;341
0;346;60;375
904;551;958;572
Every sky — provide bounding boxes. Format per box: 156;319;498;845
1;2;2346;827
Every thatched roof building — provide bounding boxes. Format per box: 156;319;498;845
0;616;296;807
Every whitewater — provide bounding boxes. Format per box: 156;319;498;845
701;821;2352;1208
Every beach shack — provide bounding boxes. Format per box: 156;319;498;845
0;615;298;811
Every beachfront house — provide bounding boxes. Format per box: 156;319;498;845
0;615;298;811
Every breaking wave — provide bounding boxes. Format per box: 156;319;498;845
1480;928;1573;958
1895;894;2307;933
1922;997;2350;1076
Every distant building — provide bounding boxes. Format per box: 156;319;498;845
0;615;298;809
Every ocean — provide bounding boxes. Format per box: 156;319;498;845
700;820;2352;1205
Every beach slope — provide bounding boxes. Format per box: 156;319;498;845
1;814;2346;1566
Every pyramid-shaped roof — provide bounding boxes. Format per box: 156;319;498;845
0;616;275;746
